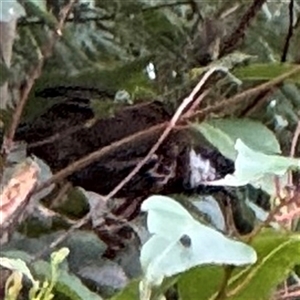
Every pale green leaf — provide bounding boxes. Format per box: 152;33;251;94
33;260;103;300
0;257;37;286
5;271;23;300
142;195;195;239
193;118;280;161
206;139;299;195
193;122;236;160
190;52;256;80
140;195;256;286
209;119;281;154
233;63;300;83
0;0;25;22
50;248;70;266
234;139;299;180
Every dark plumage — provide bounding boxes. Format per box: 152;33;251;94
15;86;234;198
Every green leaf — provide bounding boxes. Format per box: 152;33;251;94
207;139;300;196
192;118;280;160
1;249;102;299
23;0;57;31
0;257;37;287
4;271;23;300
226;230;300;300
33;260;103;300
143;9;181;40
233;140;299;180
140;195;256;287
26;0;47;12
190;52;256;80
0;250;33;263
110;280;140;300
193;122;236;160
206;139;299;195
233;63;300;83
50;248;70;266
178;266;224;300
177;230;300;300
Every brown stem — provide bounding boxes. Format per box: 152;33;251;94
281;0;294;62
290;120;300;158
1;0;76;157
190;65;300;120
220;0;267;57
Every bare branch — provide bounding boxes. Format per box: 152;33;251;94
1;0;76;158
220;0;267;57
281;0;295;62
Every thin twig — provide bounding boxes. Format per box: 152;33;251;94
245;196;290;243
273;190;300;224
32;67;220;257
142;1;191;11
275;205;300;223
214;266;234;300
190;65;300;120
290;120;300;158
220;0;267;57
288;120;300;186
240;88;274;117
28;117;97;149
31;212;91;262
1;0;76;156
2;64;43;156
34;123;165;194
18;15;115;26
49;182;72;209
30;65;300;259
281;0;294;62
182;88;211;118
276;289;300;300
103;67;223;201
35;65;300;195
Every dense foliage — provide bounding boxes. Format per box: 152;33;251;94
0;1;300;300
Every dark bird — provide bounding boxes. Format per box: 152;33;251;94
15;85;234;199
15;85;269;242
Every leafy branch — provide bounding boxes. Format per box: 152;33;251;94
1;0;76;159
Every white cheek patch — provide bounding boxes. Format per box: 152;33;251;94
189;149;216;188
